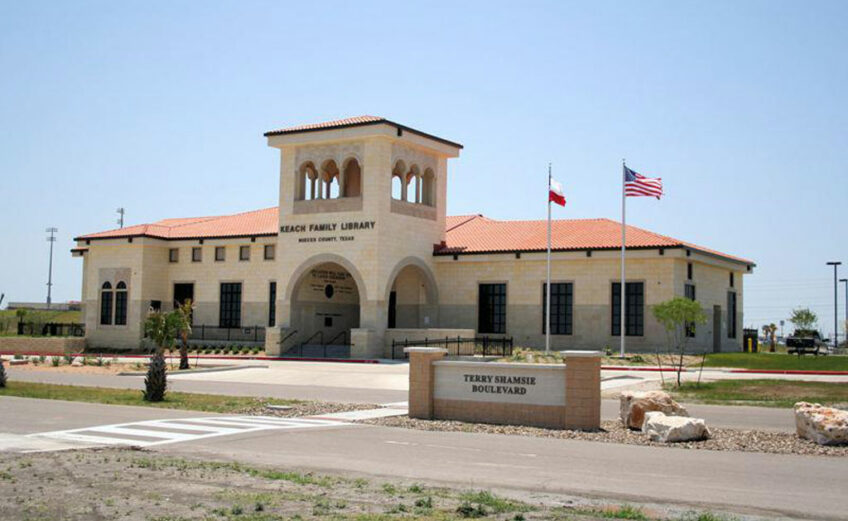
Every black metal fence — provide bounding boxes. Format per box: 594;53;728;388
188;325;265;343
17;322;85;337
391;336;513;360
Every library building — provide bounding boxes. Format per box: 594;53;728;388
72;116;754;358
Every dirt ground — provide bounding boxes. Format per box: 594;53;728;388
3;359;233;375
0;449;758;521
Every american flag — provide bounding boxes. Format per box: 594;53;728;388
624;166;663;199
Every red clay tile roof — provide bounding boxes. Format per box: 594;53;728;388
76;208;752;265
438;215;753;264
75;207;278;241
263;115;463;149
264;116;385;135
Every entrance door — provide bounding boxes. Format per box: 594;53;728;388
712;305;721;353
173;283;194;323
388;291;397;329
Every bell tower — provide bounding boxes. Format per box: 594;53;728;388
264;116;462;358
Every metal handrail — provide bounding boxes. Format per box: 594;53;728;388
325;330;348;346
279;329;298;346
299;331;323;348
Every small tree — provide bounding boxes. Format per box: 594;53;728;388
789;307;818;333
652;297;708;386
142;310;181;402
174;299;193;370
767;323;777;352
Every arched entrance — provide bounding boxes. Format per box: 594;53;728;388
386;259;439;329
289;261;361;356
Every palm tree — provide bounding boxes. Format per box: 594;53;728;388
142;310;180;402
768;323;778;352
175;299;193;370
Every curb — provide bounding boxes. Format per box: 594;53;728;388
728;368;848;376
0;352;382;364
117;364;269;376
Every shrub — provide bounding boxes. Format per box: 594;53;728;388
51;356;61;367
38;355;47;364
0;358;7;387
13;354;23;360
64;353;74;364
30;356;40;365
456;502;488;518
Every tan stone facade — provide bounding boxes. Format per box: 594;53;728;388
73;118;752;356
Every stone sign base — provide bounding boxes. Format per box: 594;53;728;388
406;347;601;430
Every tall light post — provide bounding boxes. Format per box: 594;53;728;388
46;227;58;309
840;278;848;347
826;261;841;350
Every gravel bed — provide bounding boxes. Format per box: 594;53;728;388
361;416;848;457
240;400;379;418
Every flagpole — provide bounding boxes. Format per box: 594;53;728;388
545;162;552;354
620;159;626;359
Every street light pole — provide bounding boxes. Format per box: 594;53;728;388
826;262;841;350
46;227;58;309
840;278;848;347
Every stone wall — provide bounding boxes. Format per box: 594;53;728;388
0;337;86;355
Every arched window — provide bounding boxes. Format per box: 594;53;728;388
391;160;406;200
298;162;318;201
406;165;421;203
342;158;361;197
114;281;128;326
422;168;435;206
321;160;340;199
100;282;113;325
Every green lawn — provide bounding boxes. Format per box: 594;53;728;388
0;381;298;413
702;352;848;371
667;379;848;408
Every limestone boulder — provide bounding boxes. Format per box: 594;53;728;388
71;357;84;367
642;411;710;442
794;402;848;446
619;390;688;430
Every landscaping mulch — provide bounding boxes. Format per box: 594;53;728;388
361;416;848;457
244;401;379;418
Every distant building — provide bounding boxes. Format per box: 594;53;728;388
72;116;754;356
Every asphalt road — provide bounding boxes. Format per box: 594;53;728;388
7;367;796;431
0;397;840;520
162;424;847;520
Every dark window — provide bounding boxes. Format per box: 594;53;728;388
268;281;276;327
687;262;693;280
264;244;275;260
729;272;734;288
727;291;737;339
215;246;225;261
169;248;179;263
100;282;113;325
114;281;128;326
543;282;573;335
173;283;194;324
388;291;397;329
192;247;202;262
239;245;250;261
219;282;242;328
611;282;644;336
478;283;506;334
684;283;696;338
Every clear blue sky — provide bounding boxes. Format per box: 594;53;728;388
2;1;846;336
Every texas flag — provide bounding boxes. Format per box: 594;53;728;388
549;178;566;206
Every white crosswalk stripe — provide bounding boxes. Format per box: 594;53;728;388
26;415;349;450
